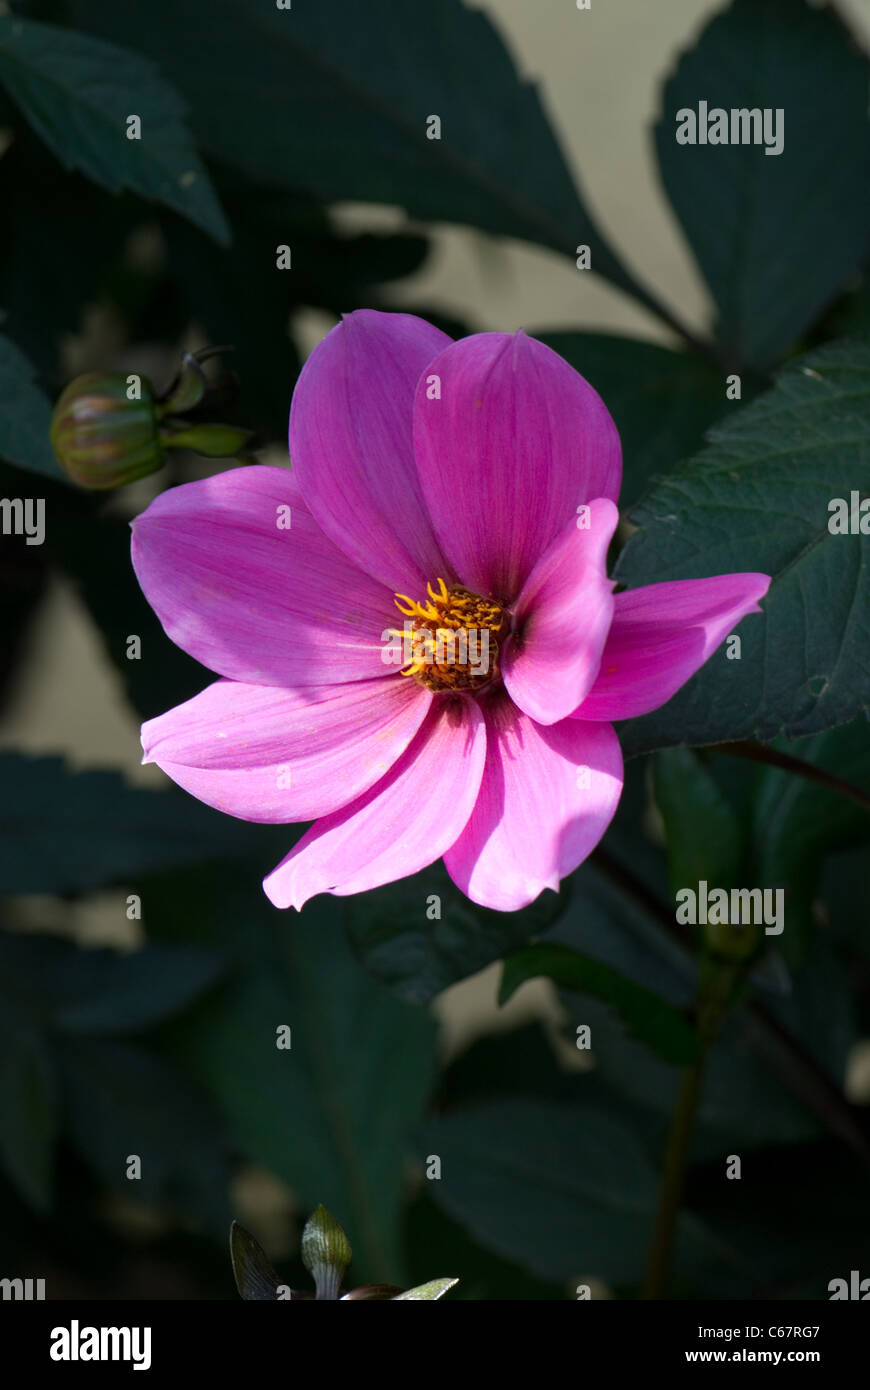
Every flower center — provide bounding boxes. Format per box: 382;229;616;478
390;577;510;692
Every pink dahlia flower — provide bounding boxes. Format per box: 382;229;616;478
131;311;769;912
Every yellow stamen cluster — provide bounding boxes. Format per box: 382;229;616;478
388;577;509;692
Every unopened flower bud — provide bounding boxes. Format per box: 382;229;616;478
301;1204;352;1300
50;372;163;490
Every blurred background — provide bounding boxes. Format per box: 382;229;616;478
2;0;870;1300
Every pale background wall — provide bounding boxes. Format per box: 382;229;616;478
4;0;870;1058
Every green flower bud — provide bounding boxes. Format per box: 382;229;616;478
230;1212;458;1301
50;371;163;490
301;1204;352;1300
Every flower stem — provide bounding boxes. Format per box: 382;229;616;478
641;962;739;1300
640;1056;706;1300
712;740;870;816
592;846;870;1167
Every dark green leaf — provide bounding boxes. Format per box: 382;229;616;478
820;843;870;969
0;332;66;480
0;1007;56;1210
655;0;870;369
419;1098;652;1284
72;0;653;306
0;753;265;894
346;860;566;1005
536;333;736;509
653;747;744;893
0;141;147;379
154;879;438;1285
555;957;852;1158
763;931;855;1087
417;1098;725;1287
0;15;229;242
57;1035;231;1234
405;1187;565;1301
753;720;870;874
557;855;695;1011
438;1021;584;1113
161;192;431;442
746;718;870;960
499;942;700;1065
823;277;870;343
616;339;870;752
550;779;853;1153
53;946;225;1036
0;928;232;1223
230;1221;283;1301
0;930;224;1036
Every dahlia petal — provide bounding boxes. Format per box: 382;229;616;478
413;331;621;602
290;310;453;592
131;465;398;686
444;698;623;911
263;696;486;909
574;573;771;721
502;499;619;725
141;675;431;822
